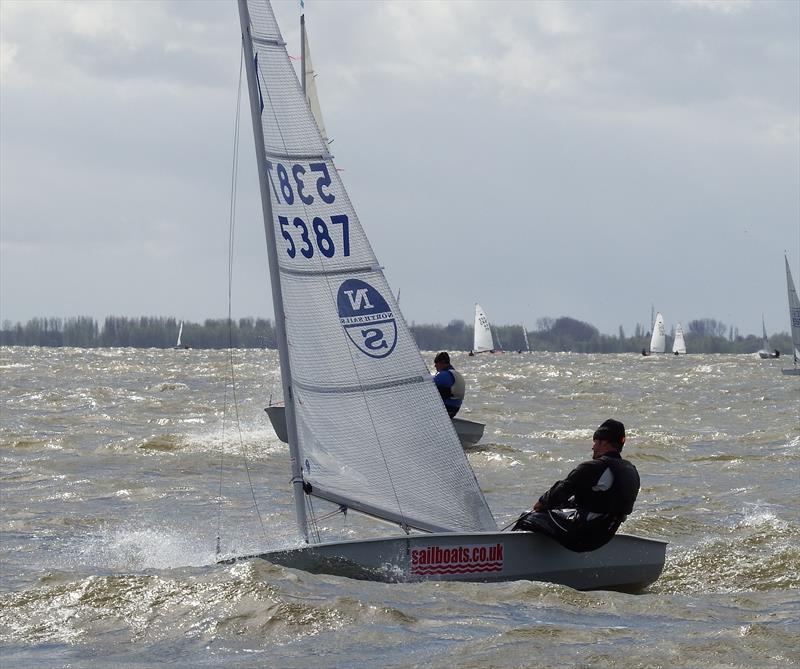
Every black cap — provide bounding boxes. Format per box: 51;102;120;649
593;419;625;448
434;352;450;365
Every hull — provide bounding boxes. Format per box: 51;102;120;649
265;405;485;447
781;367;800;375
223;531;666;592
758;351;778;359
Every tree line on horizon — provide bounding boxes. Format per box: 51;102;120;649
0;315;790;355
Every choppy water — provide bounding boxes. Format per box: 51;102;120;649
1;347;798;668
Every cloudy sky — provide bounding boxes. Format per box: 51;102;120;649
1;0;798;337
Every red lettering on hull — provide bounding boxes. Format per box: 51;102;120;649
409;543;505;576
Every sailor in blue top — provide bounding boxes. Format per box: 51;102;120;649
433;351;466;418
512;419;640;552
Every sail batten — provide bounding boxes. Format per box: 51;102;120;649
293;375;427;394
265;150;332;161
280;264;376;277
241;0;496;535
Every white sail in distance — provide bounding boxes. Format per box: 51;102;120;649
650;312;666;353
672;323;686;354
240;0;495;534
473;304;495;353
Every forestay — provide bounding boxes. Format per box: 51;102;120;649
473;303;495;353
242;0;495;534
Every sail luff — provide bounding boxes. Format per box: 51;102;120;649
237;0;309;541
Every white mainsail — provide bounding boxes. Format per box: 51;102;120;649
649;312;666;354
473;304;495;354
785;255;800;365
175;322;183;349
672;323;686;355
522;324;530;352
239;0;495;536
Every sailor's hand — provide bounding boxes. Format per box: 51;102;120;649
533;501;544;512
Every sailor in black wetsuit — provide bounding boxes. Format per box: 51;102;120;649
512;419;640;552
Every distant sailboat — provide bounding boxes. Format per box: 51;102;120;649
470;303;496;355
643;312;665;355
174;322;189;350
672;323;686;355
493;327;504;352
517;324;531;354
782;255;800;375
757;315;779;359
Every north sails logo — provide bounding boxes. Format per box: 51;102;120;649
410;543;504;576
337;279;397;359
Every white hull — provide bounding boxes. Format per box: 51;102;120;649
222;531;666;592
265;404;484;447
781;367;800;376
758;350;779;359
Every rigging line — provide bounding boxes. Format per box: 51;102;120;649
217;46;246;555
305;493;322;543
219;45;269;554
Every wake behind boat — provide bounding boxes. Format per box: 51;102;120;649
228;0;665;590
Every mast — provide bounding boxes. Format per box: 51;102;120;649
237;0;309;542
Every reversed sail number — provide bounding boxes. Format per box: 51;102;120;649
266;160;335;206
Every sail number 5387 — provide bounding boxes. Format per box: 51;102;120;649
278;215;350;259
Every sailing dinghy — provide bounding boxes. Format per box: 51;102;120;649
782;255;800;375
757;315;779;359
229;0;665;589
174;321;189;350
672;323;686;355
648;312;666;354
470;303;497;355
